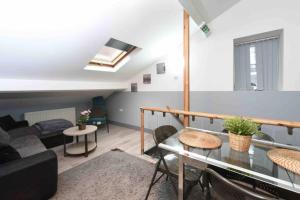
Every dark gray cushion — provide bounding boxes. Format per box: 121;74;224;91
8;126;40;139
0;128;10;147
10;135;46;158
34;119;73;135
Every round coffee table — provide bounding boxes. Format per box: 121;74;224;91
63;125;97;157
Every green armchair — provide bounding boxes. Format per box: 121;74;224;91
87;96;109;133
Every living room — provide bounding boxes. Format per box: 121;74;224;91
1;0;300;200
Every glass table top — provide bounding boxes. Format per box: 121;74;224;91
158;127;300;194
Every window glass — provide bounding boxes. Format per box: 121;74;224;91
89;38;136;67
250;46;257;90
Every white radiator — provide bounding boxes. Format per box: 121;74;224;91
24;107;76;126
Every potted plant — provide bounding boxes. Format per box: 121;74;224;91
224;117;261;152
78;109;91;130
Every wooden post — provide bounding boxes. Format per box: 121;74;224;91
178;154;185;200
183;10;190;127
140;108;145;154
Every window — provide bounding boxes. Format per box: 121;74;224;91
249;46;257;90
88;38;136;68
92;46;126;66
234;30;282;91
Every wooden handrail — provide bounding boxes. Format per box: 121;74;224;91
140;106;300;129
166;106;184;126
140;106;300;155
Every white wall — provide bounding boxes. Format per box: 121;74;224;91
0;79;127;92
127;46;184;91
128;0;300;91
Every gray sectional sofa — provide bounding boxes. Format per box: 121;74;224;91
0;115;73;148
0;127;58;200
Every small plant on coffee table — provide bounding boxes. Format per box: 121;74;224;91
78;109;91;130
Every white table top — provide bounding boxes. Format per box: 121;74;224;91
63;125;97;136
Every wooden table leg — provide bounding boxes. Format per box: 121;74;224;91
178;154;185;200
95;131;97;143
85;134;88;157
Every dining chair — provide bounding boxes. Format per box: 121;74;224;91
145;125;204;200
205;168;277;200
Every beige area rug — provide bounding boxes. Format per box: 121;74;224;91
51;149;204;200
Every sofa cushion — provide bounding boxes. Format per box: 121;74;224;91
10;135;46;158
34;119;73;135
0;145;21;164
0;115;15;131
8;126;41;139
0;128;10;147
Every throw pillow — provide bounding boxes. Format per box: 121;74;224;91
0;115;15;131
0;145;21;164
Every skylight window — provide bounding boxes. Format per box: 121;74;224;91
88;38;136;68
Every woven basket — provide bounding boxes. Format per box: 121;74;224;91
229;132;252;152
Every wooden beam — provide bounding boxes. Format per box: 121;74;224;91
140;107;300;129
183;10;190;127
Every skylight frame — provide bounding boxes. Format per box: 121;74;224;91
88;38;136;68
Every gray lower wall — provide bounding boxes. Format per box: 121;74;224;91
2;90;300;145
106;91;300;146
0;91;110;121
106;92;183;131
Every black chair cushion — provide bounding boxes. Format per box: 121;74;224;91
0;145;21;164
154;125;178;144
0;115;16;131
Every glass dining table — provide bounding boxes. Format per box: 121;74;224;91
158;127;300;200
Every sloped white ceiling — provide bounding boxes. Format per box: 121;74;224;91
0;0;240;82
179;0;240;25
0;0;191;82
198;0;241;22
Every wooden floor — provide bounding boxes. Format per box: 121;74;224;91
52;124;156;174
